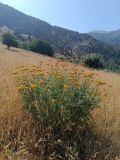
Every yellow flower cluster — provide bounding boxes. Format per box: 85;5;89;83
95;80;106;86
13;60;109;101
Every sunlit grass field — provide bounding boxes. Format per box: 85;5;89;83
0;44;120;159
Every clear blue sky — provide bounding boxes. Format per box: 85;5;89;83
0;0;119;33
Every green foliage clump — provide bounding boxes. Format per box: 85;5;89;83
105;61;120;73
81;53;104;69
20;41;30;50
18;70;101;159
2;32;18;49
0;35;2;42
29;40;54;57
55;53;66;61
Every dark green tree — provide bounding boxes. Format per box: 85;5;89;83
2;32;18;49
81;53;104;69
29;40;54;57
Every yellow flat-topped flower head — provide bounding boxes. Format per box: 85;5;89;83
16;86;24;91
50;99;56;104
39;80;45;85
95;80;106;86
38;72;44;76
31;83;37;89
75;82;81;89
64;84;69;91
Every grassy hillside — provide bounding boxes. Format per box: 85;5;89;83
0;44;120;159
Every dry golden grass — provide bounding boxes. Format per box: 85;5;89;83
0;43;120;159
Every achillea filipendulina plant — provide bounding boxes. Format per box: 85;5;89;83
16;67;101;159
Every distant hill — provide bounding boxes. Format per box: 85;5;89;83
90;30;109;34
89;30;120;46
0;2;120;65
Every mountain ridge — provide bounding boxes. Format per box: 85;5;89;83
89;29;120;46
0;2;120;66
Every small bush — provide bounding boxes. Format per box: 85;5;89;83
16;67;101;159
55;53;66;61
105;61;120;73
29;40;54;57
81;53;104;69
20;41;30;50
2;32;18;49
0;35;2;42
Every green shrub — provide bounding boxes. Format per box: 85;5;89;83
105;61;120;73
16;68;101;159
0;35;2;42
81;53;104;69
55;53;66;61
2;32;18;49
21;41;30;50
29;40;54;57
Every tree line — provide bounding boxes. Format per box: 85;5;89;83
2;32;54;57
